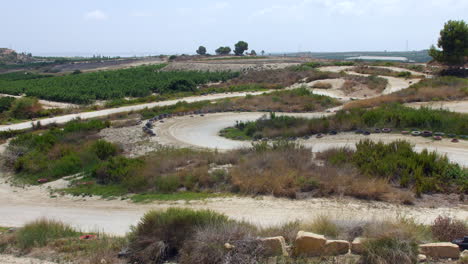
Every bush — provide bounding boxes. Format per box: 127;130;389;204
303;215;341;238
90;140;119;160
8;97;42;119
128;208;229;264
16;219;78;250
93;156;143;185
361;235;419;264
179;221;260;264
431;216;468;242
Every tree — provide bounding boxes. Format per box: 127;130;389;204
250;50;257;56
429;20;468;67
196;46;207;55
215;47;231;55
234;41;248;56
261;50;265;56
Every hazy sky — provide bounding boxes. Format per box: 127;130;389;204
1;0;467;56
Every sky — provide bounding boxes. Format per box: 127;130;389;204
1;0;467;56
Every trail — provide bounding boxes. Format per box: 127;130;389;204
153;112;468;167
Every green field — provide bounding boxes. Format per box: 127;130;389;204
0;64;238;104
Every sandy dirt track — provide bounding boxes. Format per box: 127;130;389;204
0;91;268;132
0;178;466;236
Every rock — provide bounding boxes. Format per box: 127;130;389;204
419;243;460;259
293;231;327;257
418;254;427;262
461;250;468;258
351;237;366;255
323;240;350;255
260;236;289;257
224;242;235;250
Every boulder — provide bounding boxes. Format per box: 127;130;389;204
351;237;366;255
293;231;326;257
323;240;350;255
418;254;427;262
461;250;468;258
419;243;460;259
260;236;289;257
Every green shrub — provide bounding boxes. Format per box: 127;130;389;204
0;96;15;113
93;156;143;185
16;219;78;250
90;140;119;160
128;208;229;264
323;140;467;194
8;97;42;119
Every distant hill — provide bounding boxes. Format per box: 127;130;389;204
0;48;34;64
274;50;432;63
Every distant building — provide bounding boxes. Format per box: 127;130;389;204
345;56;411;62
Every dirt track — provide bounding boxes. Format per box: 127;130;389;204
0;177;466;236
152;112;468;167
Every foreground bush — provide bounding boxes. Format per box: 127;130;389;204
431;216;468;242
16;219;78;250
361;235;419;264
128;208;229;263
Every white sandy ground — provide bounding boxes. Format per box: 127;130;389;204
405;100;468;113
0;255;58;264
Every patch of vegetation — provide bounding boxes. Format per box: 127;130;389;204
346;76;468;108
128;208;230;263
4;119;113;183
139;87;339;120
0;71;51;81
223;104;468;140
0;219;126;263
203;56;268;60
0;64;239;104
361;235;419;264
16;219;79;250
320;140;467;195
351;66;422;78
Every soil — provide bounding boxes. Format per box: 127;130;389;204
0;255;58;264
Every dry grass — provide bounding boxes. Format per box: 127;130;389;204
210;68;341;90
202;88;340;113
430;216;468;242
312;81;333;89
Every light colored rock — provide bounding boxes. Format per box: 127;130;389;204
418;254;427;262
224;243;235;250
323;240;350;255
260;236;289;257
461;250;468;258
293;231;327;257
419;243;460;259
351;237;366;255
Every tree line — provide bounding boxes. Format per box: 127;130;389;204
196;41;264;56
